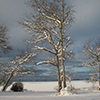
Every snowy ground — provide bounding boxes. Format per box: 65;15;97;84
0;81;100;100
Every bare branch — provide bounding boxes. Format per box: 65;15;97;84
35;45;56;55
37;61;57;66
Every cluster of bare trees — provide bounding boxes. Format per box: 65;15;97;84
0;0;100;92
19;0;74;92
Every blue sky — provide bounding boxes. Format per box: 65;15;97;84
0;0;100;70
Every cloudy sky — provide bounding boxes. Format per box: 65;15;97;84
0;0;100;67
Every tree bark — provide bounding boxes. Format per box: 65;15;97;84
59;0;66;88
60;23;66;88
56;54;62;92
56;66;62;92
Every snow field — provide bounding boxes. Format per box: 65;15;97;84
0;81;100;100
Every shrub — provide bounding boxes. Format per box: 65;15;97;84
10;82;23;92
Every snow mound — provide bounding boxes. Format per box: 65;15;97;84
60;88;70;96
50;87;77;96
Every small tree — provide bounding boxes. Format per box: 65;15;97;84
87;73;98;89
2;50;36;91
66;67;75;93
0;24;12;90
83;37;100;90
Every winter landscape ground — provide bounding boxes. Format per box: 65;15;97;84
0;81;100;100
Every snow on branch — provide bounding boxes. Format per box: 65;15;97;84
83;60;99;71
26;37;47;44
35;46;56;55
66;51;74;58
63;41;72;51
37;61;57;66
37;8;61;24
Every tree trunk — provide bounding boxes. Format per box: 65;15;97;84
56;66;62;92
63;69;66;88
60;39;66;88
61;57;66;88
99;67;100;90
2;72;14;91
55;54;62;92
60;22;66;88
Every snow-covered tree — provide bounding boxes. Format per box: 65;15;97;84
0;64;12;87
0;24;12;90
0;25;12;53
83;37;100;90
65;67;75;92
87;73;98;89
2;50;36;91
19;0;74;91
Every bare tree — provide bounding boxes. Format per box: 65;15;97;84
0;64;12;86
66;67;74;89
0;24;12;91
2;50;36;91
86;73;98;89
83;37;100;90
0;25;12;53
19;0;74;91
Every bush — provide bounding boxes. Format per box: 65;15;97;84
10;82;23;92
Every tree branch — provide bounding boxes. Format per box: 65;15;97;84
37;61;57;66
35;46;56;55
